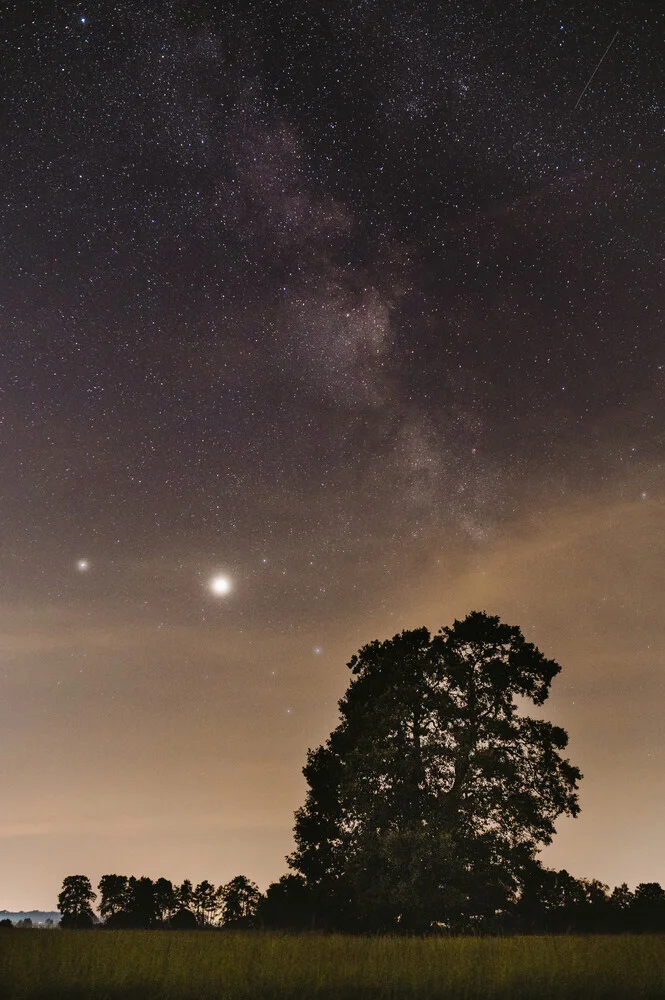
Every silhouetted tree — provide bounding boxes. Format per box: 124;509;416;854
177;879;194;910
192;880;218;927
289;612;581;931
98;875;129;922
573;878;611;932
154;878;178;925
260;874;315;930
16;918;33;928
58;875;97;929
220;875;262;927
607;882;633;931
515;865;609;933
611;882;634;911
632;882;665;932
169;906;198;929
0;919;13;929
125;876;159;929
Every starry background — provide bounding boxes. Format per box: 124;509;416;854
1;0;663;909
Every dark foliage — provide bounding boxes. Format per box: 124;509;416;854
169;907;198;930
55;864;665;936
60;871;262;930
289;612;581;931
219;876;262;928
260;875;316;930
58;876;96;929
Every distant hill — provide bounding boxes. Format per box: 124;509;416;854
0;910;60;925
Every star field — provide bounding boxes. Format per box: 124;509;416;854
0;0;663;908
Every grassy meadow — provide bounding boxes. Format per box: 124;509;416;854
1;930;664;999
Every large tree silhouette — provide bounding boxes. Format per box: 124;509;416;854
289;611;581;930
58;875;97;929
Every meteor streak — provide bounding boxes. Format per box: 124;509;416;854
574;29;619;110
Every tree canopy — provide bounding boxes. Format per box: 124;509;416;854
289;611;582;930
57;875;97;929
220;875;262;927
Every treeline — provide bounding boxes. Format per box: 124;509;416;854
0;918;47;929
52;868;665;935
57;874;261;929
506;869;665;935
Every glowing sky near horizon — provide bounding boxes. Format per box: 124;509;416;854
1;0;663;910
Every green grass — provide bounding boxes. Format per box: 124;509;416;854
1;930;664;999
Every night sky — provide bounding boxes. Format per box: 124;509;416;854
2;0;663;910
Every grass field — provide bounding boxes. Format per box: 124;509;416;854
1;930;664;999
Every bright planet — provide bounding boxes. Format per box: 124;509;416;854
209;574;232;596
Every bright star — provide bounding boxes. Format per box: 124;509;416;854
209;574;231;596
77;559;89;571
